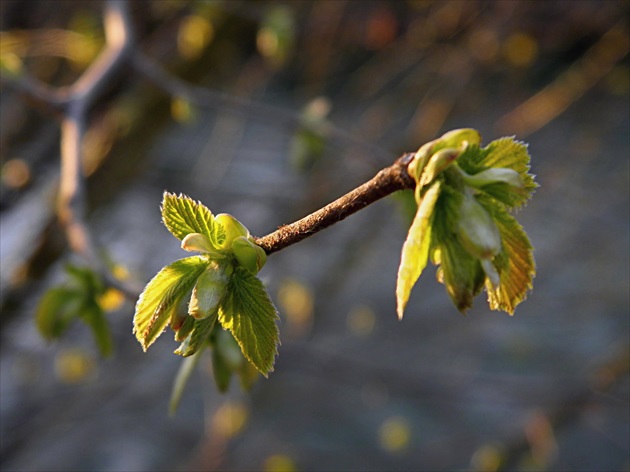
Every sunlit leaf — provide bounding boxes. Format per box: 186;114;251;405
479;195;536;314
134;256;210;350
218;267;280;376
396;181;441;319
161;192;225;247
457;138;536;208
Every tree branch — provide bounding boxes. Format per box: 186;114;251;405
254;152;416;255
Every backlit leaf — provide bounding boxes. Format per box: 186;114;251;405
161;192;225;247
479;195;536;314
458;138;536;208
396;181;441;319
134;256;210;350
218;267;280;376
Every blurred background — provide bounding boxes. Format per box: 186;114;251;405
0;1;628;471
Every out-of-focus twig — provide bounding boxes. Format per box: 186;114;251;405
496;22;629;137
1;0;138;299
130;50;391;162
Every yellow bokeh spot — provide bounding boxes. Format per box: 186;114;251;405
211;401;249;439
347;305;376;337
97;288;125;312
0;51;23;76
178;15;214;60
263;454;296;472
54;349;96;384
503;33;538;67
171;96;195;123
379;416;411;453
277;279;313;337
470;443;503;472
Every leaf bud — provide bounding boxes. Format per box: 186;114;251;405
181;233;224;258
232;236;266;273
215;213;250;249
419;147;460;187
458;167;524;189
434;128;481;151
189;264;229;319
457;192;502;260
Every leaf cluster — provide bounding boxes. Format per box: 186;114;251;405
133;193;280;396
397;129;537;317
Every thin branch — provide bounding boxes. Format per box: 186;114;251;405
55;0;136;298
254;153;416;255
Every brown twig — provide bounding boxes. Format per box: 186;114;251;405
254;152;416;255
3;0;410;298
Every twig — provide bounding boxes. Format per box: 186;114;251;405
55;0;136;297
254;152;416;254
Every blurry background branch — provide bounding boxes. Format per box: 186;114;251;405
1;0;138;297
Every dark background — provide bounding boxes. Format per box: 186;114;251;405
1;1;628;471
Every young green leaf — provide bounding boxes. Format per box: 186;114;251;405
161;192;226;247
478;195;536;314
396;181;442;319
134;256;210;351
457;138;536;208
174;313;217;357
188;263;229;319
431;185;485;311
218;266;280;376
36;287;83;339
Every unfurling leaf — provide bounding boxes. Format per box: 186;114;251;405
218;267;280;376
478;195;535;314
188;263;230;319
161;192;225;246
133;256;209;351
399;130;536;315
232;236;267;273
174;314;217;356
215;213;250;249
457;137;536;208
396;181;441;319
456;191;502;260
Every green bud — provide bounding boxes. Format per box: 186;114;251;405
458;166;523;189
457;192;502;260
434;128;481;151
419;147;460;187
408;129;481;183
189;263;229;319
408;141;436;181
181;233;224;258
232;236;266;273
215;213;249;249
